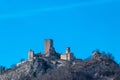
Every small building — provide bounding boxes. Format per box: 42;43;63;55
60;47;74;61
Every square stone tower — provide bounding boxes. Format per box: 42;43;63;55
28;49;34;60
44;39;53;55
60;47;74;61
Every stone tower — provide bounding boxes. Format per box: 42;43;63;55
44;39;56;57
28;49;34;60
60;47;74;61
66;47;70;53
44;39;53;54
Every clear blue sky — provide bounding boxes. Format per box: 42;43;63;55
0;0;120;67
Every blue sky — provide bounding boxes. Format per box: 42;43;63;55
0;0;120;67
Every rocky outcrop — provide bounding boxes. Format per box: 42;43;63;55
0;51;120;80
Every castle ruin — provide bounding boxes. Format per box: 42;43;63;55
28;39;74;61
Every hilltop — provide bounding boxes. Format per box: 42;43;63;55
0;39;120;80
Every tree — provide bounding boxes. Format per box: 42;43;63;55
11;64;16;68
0;65;6;73
20;58;25;62
106;53;114;60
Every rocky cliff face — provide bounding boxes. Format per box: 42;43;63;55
0;51;120;80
